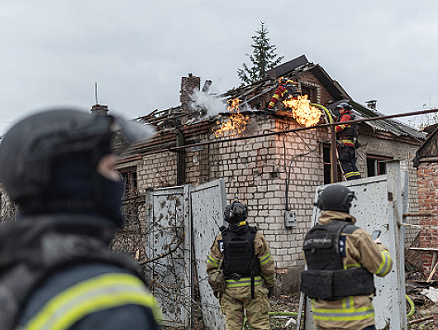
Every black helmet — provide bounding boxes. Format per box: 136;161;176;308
224;197;247;224
336;102;352;111
0;108;154;204
315;184;356;213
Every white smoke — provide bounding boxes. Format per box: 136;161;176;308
190;90;228;116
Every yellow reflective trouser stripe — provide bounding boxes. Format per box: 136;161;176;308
345;171;360;178
312;297;375;321
226;276;263;288
207;255;219;268
259;251;271;266
376;250;391;276
22;273;162;330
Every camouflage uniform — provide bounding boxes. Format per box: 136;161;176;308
207;222;275;330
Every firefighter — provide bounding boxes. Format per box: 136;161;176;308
206;198;276;330
300;184;393;330
267;77;301;110
335;102;361;180
0;109;162;330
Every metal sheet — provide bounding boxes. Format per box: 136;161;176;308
190;179;227;330
305;161;407;330
145;186;191;328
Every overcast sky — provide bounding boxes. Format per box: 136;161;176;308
1;0;437;134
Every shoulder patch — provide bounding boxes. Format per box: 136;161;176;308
218;240;224;253
339;236;347;258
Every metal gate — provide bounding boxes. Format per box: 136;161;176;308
145;179;227;329
304;161;407;330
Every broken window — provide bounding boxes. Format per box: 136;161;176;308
301;85;317;103
119;167;138;199
366;154;392;177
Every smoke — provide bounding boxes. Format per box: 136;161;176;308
190;90;228;116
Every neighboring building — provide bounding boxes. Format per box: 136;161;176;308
118;55;426;291
413;126;438;278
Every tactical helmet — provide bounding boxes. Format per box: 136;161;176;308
315;184;356;213
224;198;247;224
0;108;154;204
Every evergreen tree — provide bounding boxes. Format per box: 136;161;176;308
237;22;284;85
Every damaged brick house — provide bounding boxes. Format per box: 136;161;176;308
116;54;426;291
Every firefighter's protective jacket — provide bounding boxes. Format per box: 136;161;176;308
268;85;287;109
0;216;162;330
335;110;356;147
207;222;275;289
304;211;392;330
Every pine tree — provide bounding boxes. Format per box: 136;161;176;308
237;22;284;85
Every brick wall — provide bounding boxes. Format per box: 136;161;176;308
417;162;438;275
126;110;422;291
357;134;421;245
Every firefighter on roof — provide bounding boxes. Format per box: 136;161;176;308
300;184;392;330
206;198;276;330
335;102;361;180
267;77;301;110
0;109;161;330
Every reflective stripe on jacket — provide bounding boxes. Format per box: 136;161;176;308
21;273;162;330
226;275;263;288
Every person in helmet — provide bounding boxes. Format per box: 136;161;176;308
300;184;392;330
0;108;162;330
206;197;276;330
267;77;301;110
335;102;361;180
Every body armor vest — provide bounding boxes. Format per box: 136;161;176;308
300;220;375;301
336;113;358;139
0;217;145;330
221;225;260;279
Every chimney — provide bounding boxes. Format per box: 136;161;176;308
366;100;377;110
180;73;200;111
90;104;109;115
202;80;212;93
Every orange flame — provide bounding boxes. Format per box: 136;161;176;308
282;95;322;127
213;98;249;137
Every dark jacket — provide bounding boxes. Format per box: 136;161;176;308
0;215;162;330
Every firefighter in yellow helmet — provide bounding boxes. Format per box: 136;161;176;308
207;198;276;330
301;185;392;330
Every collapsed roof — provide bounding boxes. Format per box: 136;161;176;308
137;54;425;141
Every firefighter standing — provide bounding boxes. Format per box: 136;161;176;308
0;109;162;330
267;77;301;110
207;198;276;330
335;102;361;180
300;185;393;330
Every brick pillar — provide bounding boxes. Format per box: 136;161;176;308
180;73;200;112
418;163;438;278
